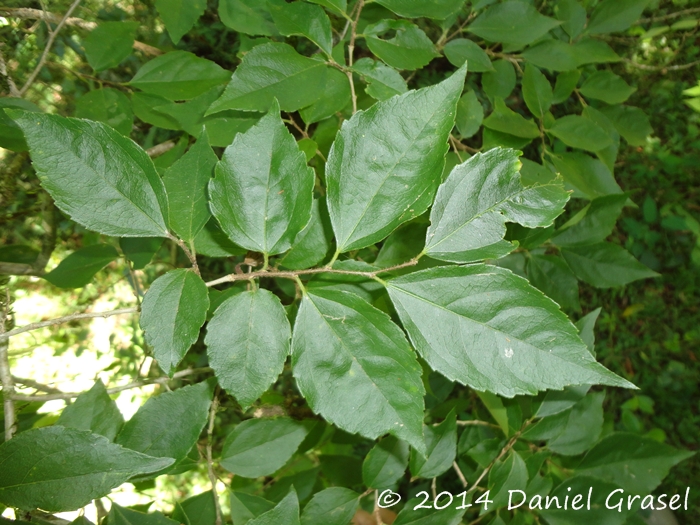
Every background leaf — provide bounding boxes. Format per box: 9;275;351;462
43;244;119;289
56;380;124;441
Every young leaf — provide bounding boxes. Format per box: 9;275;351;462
109;505;178;525
248;490;300;525
205;289;291;408
280;199;332;270
83;22;138;72
0;427;173;512
552;193;628;247
9;112;169;237
386;265;636;397
56;380;124;441
522;64;553;118
561;242;659;288
572;38;622;66
140;269;210;376
468;1;561;48
155;0;207;44
424;148;568;263
268;1;333;56
75;88;134;136
443;39;494;72
521;40;579;72
409;410;457;479
483;98;541;139
326;64;465;253
291;289;426;452
374;0;465;20
352;58;408;101
207;43;328;113
586;0;651;35
209;101;314;255
365;20;438;71
556;0;587;39
172;491;217;525
362;436;409;489
576;433;694;493
299;488;359;525
549;152;622;199
579;71;636;105
482;60;516;101
162;133;217;243
455;90;484;139
116;381;214;467
552;70;581;104
43;244;119;289
546;115;612;152
130;51;231;101
219;0;279;36
220;418;308;478
230;492;276;525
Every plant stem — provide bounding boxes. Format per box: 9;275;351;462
346;0;364;114
206;390;223;525
168;234;200;275
1;286;16;440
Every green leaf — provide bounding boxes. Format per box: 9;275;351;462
209;101;314;255
527;254;580;311
571;39;621;65
0;98;40;152
130;51;231;101
108;505;179;525
43;244;119;289
248;490;300;525
9;112;169;237
83;21;137;72
552;70;581;104
173;491;217;525
482;60;516;101
120;237;163;270
268;1;332;56
586;0;651;35
536;384;590;418
207;43;328;113
155;0;207;44
307;0;346;15
162;133;217;243
521;40;579;72
231;492;276;525
362;436;409;488
561;242;659;288
219;0;279;36
280;199;333;270
409;410;457;479
116;381;213;467
539;476;630;525
552;193;628;247
75;88;134;136
374;0;465;19
468;1;561;48
488;450;528;510
455;90;484;139
546;115;612;152
193;218;246;257
220;418;308;478
353;58;408;101
326;64;465;253
300;488;359;525
549;152;622;199
299;67;351;124
140;269;209;376
483;98;540;139
579;71;636;105
556;0;587;39
525;392;604;455
576;307;601;355
443;39;494;72
0;426;173;512
386;265;636;397
132;92;182;130
205;289;291;408
292;289;426;452
576;433;694;493
56;380;124;441
599;105;652;146
522;64;552;118
365;20;438;71
425;148;568;263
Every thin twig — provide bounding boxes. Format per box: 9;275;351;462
0;47;20;97
373;490;384;525
19;0;84;96
206;390;223;525
146;140;176;158
1;286;16;440
205;258;420;287
0;307;138;342
346;0;364;114
456;419;500;428
12;376;64;394
624;57;700;71
168;234;200;275
453;461;468;488
9;367;211;402
638;7;700;23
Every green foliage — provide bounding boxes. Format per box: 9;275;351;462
0;0;694;522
